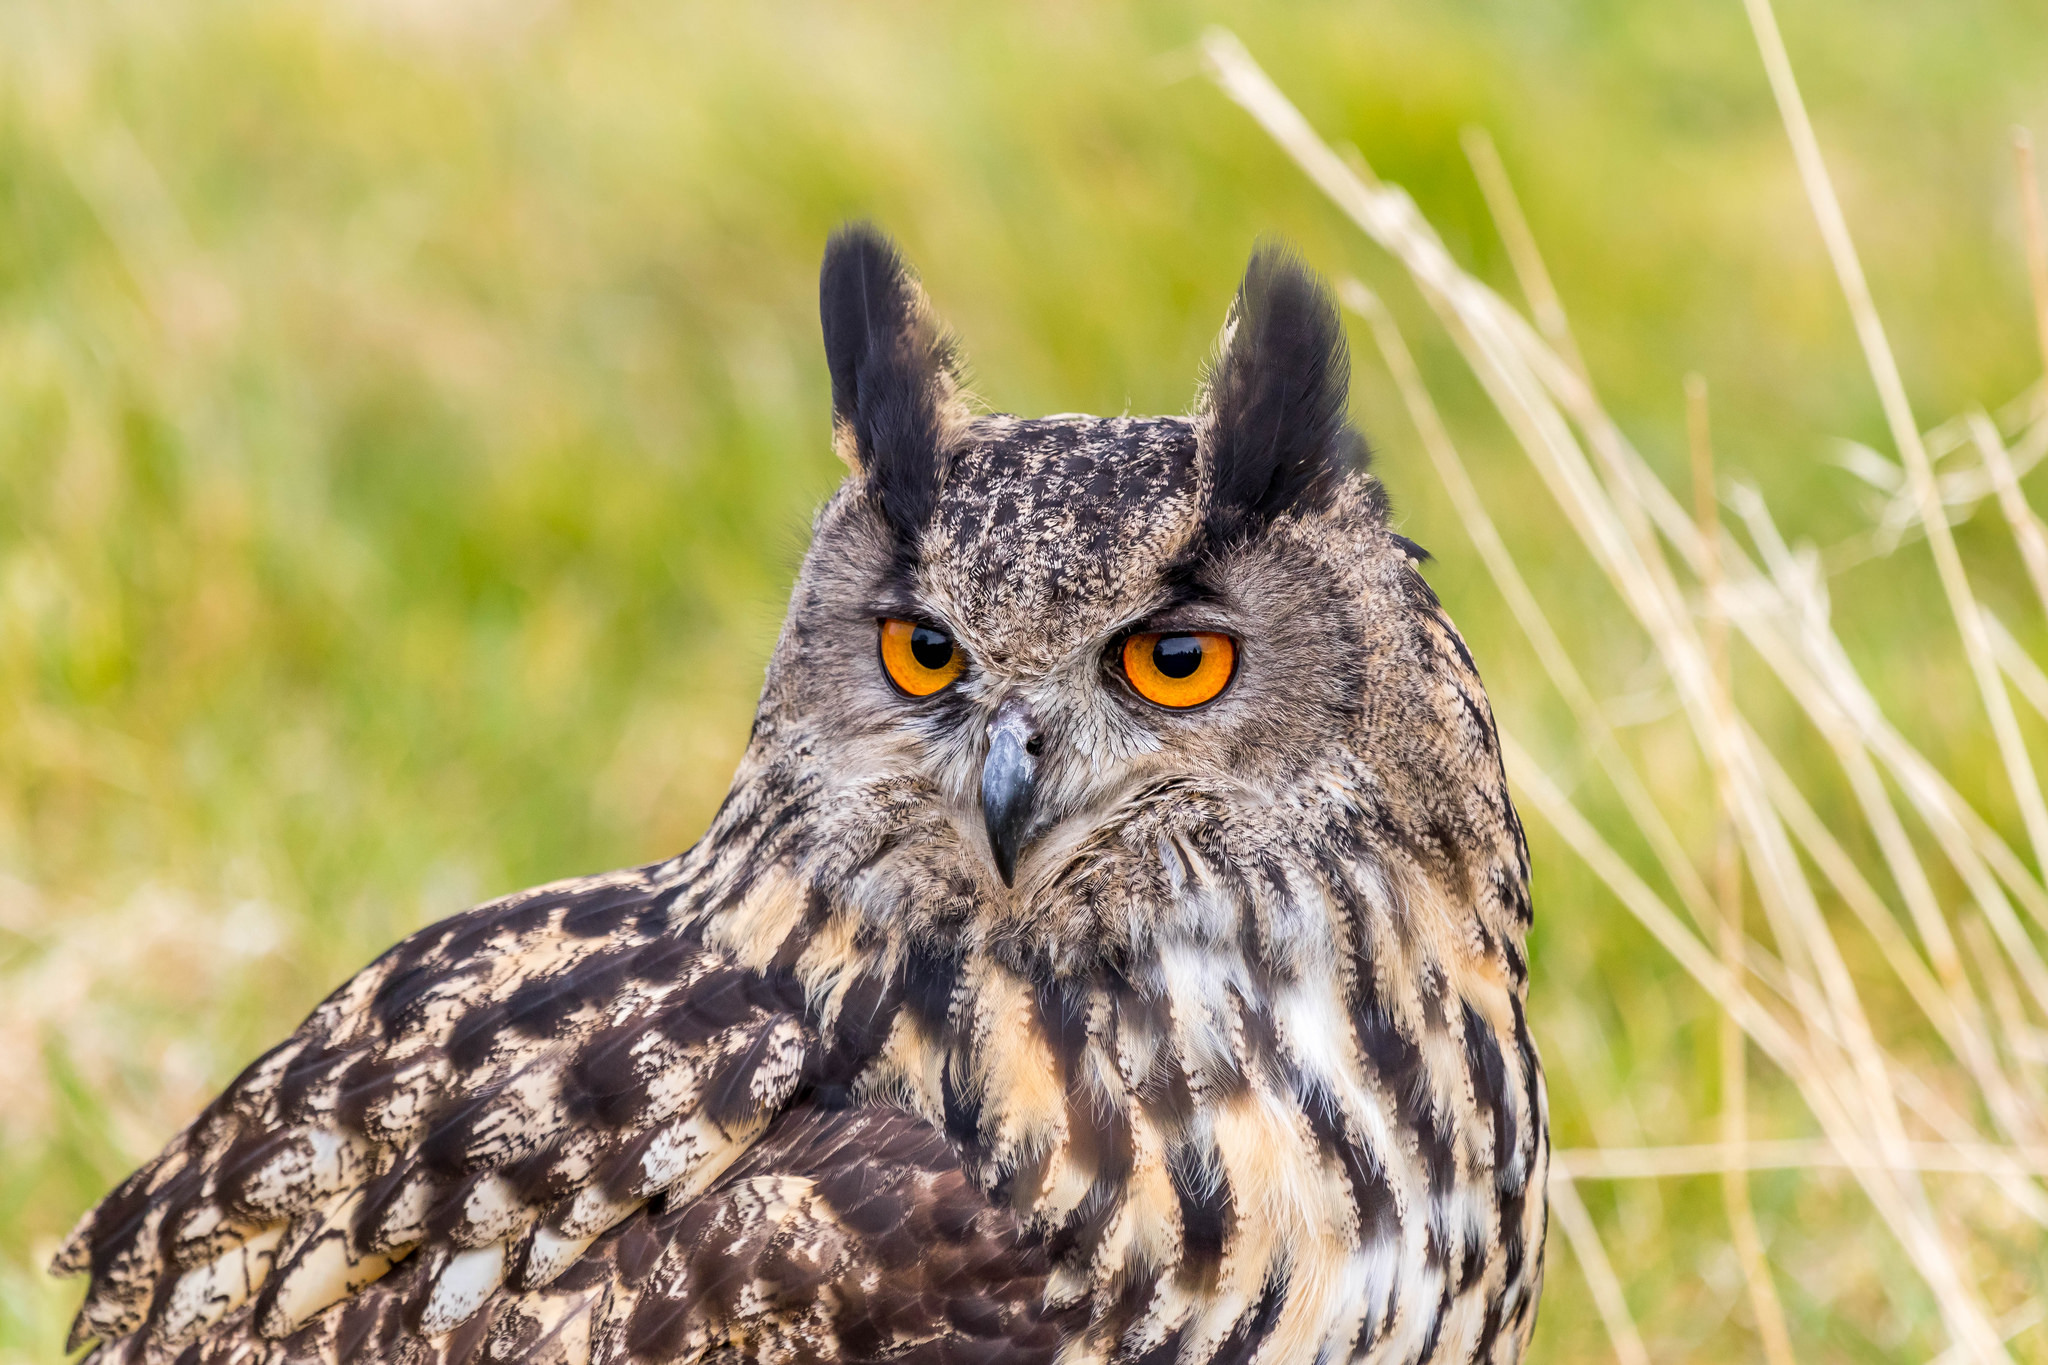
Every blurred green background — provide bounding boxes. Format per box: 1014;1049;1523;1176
5;1;2048;1360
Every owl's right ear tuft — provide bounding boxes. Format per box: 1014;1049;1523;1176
819;224;969;547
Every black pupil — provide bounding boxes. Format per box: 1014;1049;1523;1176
909;626;953;671
1152;635;1203;679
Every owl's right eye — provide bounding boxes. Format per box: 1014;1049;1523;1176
879;618;965;696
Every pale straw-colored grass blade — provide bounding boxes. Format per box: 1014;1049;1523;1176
1546;1169;1652;1365
1738;0;2048;902
1459;126;1589;387
1553;1141;2048;1181
2014;128;2048;384
1968;410;2048;624
1688;376;1797;1365
1987;610;2048;725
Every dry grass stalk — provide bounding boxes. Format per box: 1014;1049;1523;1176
2015;128;2048;384
1738;0;2048;906
1968;411;2048;624
1744;725;2039;1153
1689;376;1796;1365
1929;1304;2048;1365
1988;610;2048;724
1553;1140;2048;1181
1202;22;2048;1362
1546;1170;1652;1365
1727;492;2048;1021
1460;126;1589;386
1847;393;2048;553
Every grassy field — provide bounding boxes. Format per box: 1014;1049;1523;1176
5;1;2048;1360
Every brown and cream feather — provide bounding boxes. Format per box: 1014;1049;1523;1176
56;228;1545;1365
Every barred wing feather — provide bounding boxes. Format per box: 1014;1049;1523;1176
53;862;831;1362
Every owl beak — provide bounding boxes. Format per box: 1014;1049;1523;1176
981;700;1040;887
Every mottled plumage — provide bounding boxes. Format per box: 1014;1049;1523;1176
57;228;1546;1365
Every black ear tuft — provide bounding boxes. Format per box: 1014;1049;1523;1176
1199;245;1367;542
819;224;967;546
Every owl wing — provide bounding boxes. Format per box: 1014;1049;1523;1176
136;1107;1076;1365
52;861;828;1362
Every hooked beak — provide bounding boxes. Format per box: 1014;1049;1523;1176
981;699;1040;887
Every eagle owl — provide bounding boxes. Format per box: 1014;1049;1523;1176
56;229;1546;1365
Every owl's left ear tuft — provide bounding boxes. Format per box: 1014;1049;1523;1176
819;224;971;547
1198;245;1368;542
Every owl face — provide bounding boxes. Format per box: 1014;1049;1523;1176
746;229;1446;965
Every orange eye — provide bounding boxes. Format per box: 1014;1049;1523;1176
879;618;965;697
1121;632;1236;709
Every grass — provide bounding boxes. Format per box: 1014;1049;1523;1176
5;1;2048;1360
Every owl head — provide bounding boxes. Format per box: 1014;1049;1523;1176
723;226;1519;979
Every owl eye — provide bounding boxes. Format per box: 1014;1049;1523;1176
1121;631;1236;709
879;618;965;696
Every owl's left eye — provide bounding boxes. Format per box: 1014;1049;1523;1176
1121;631;1236;709
879;618;965;696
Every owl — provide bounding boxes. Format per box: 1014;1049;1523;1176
55;227;1545;1365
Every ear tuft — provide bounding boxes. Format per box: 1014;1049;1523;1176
1198;245;1367;541
819;224;968;546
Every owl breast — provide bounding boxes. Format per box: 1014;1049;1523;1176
835;841;1548;1365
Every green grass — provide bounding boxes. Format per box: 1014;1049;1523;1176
5;1;2048;1360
